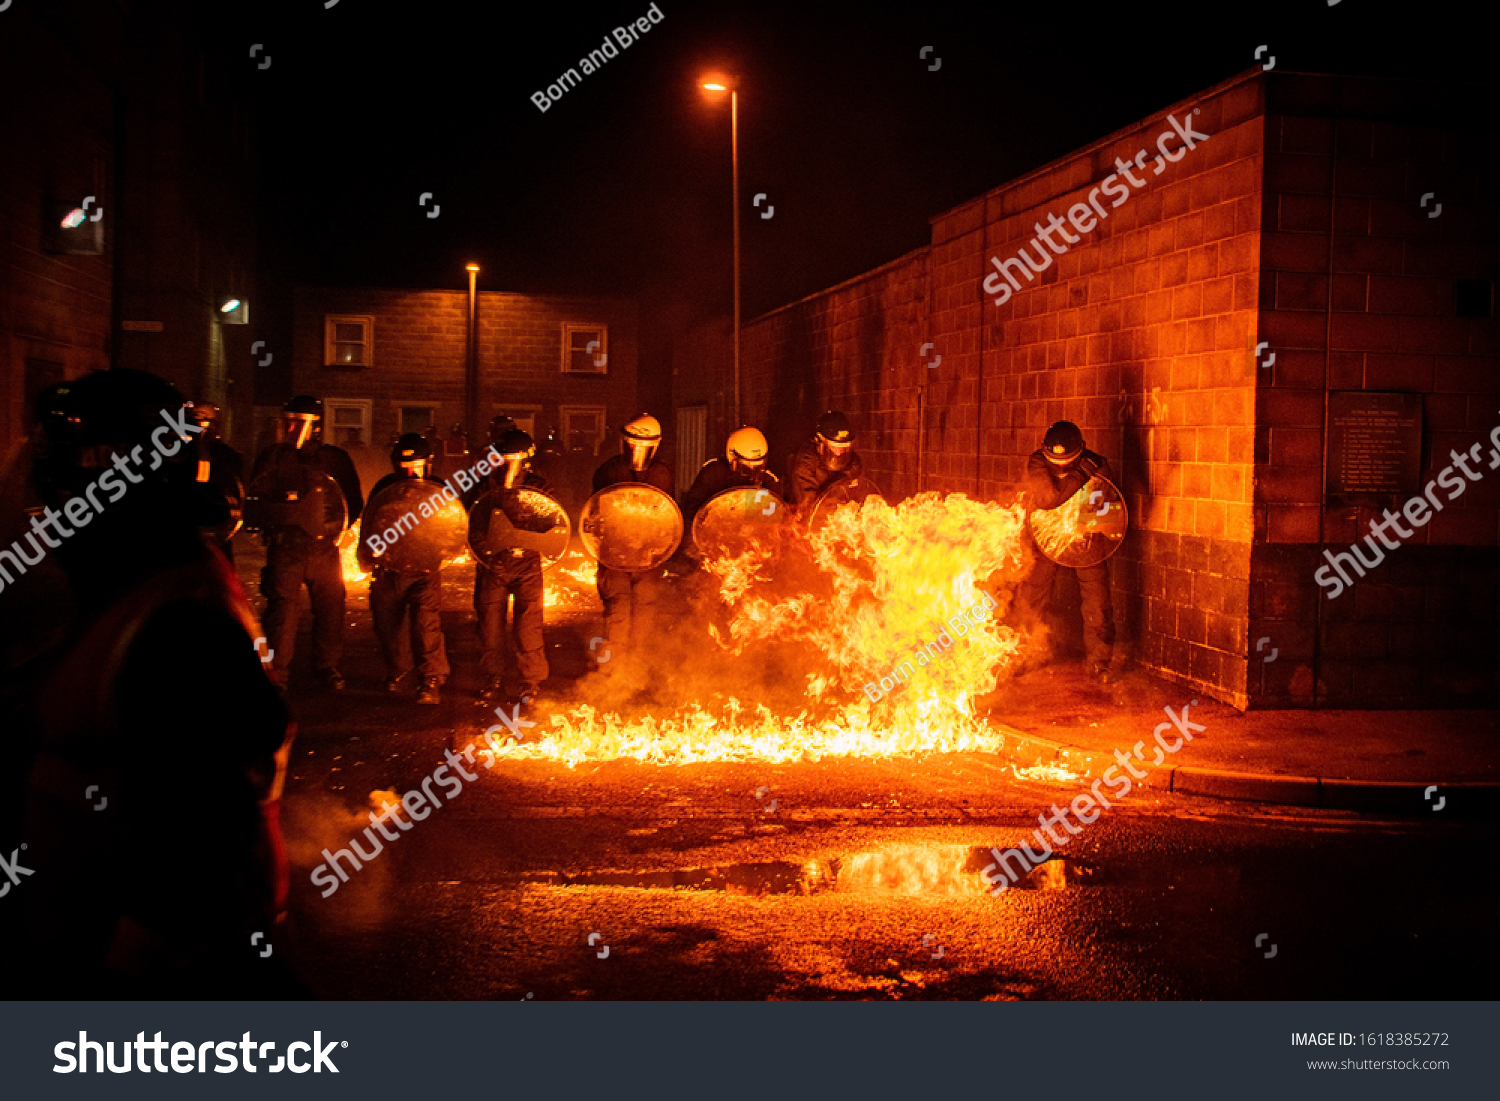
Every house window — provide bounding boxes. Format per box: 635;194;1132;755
562;324;607;375
400;406;435;436
325;399;372;449
560;405;607;457
492;405;542;440
325;315;374;366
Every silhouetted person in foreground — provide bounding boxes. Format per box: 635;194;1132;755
8;369;299;998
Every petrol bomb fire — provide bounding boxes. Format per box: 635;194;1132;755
492;493;1034;765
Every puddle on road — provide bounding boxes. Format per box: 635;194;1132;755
531;844;1097;897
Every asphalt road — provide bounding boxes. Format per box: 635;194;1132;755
279;746;1498;1000
258;554;1497;1001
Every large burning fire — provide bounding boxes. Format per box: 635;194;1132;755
493;493;1033;766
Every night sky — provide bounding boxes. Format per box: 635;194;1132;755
240;0;1492;340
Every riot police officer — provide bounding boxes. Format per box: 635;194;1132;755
1019;420;1117;682
788;410;861;513
468;427;554;702
249;396;363;690
12;369;295;997
682;426;784;527
358;435;450;705
591;414;674;674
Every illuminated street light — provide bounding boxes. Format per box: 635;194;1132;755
219;298;241;313
466;263;480;444
700;72;742;426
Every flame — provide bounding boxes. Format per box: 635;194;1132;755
340;537;370;585
1011;763;1082;784
493;493;1035;766
368;788;403;818
545;548;598;610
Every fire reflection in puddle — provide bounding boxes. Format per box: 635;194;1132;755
531;845;1094;897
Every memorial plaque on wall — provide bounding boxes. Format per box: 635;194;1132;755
1326;391;1423;502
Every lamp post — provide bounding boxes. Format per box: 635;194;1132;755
700;74;741;426
465;263;480;446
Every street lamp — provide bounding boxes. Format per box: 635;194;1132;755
700;73;741;425
466;264;480;445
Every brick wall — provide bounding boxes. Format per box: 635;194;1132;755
1251;75;1500;707
712;250;930;501
677;69;1499;708
292;287;639;505
928;71;1266;707
0;5;117;459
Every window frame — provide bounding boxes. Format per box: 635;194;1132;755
492;404;542;440
399;405;437;437
325;314;375;368
561;323;608;376
324;398;373;449
559;404;608;458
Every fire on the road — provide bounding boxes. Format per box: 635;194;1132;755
497;493;1038;766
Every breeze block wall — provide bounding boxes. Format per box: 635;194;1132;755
1250;74;1500;707
680;69;1497;709
928;70;1267;707
725;249;929;504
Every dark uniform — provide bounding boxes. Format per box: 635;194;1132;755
788;412;861;513
682;458;784;527
250;435;363;687
465;466;554;697
592;452;675;658
360;471;451;698
185;403;245;563
1019;429;1116;677
12;369;294;998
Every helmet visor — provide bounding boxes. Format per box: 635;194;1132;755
625;437;659;473
818;437;853;470
282;412;318;449
500;450;532;489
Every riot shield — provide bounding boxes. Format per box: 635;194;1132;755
244;463;347;539
691;485;789;561
468;486;572;571
1027;474;1129;568
806;474;885;530
579;483;683;572
359;480;468;575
